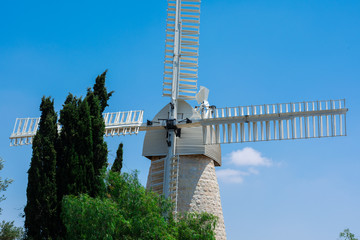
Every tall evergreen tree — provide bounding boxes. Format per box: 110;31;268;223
57;95;98;197
111;143;123;173
24;97;58;240
85;70;113;195
57;94;81;199
56;94;98;237
77;99;96;195
24;71;113;239
57;71;113;199
92;70;114;112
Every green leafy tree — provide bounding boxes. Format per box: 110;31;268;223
0;221;24;240
340;229;358;240
0;158;13;215
111;143;123;173
61;171;217;239
0;158;24;240
62;194;128;240
105;171;174;239
177;212;217;240
24;97;58;240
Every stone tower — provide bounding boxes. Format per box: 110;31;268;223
143;100;226;240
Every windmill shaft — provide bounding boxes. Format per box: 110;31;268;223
164;0;182;199
171;0;181;102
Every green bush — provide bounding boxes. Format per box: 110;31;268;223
61;171;217;240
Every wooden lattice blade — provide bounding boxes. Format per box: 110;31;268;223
199;99;348;144
163;0;201;100
9;110;145;146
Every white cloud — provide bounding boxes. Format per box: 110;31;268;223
217;169;245;183
218;148;273;184
248;167;259;175
228;147;272;167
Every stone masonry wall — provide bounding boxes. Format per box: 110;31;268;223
147;155;227;240
177;155;226;240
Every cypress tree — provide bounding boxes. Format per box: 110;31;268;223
24;71;113;239
57;94;81;199
77;99;95;195
111;143;123;173
57;95;97;197
57;70;113;199
92;70;114;112
85;92;106;196
24;97;58;240
56;94;98;237
85;70;113;195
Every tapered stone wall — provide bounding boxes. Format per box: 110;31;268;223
146;155;226;240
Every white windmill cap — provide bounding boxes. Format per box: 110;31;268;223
196;86;209;104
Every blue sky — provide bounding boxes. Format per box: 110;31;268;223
1;0;359;239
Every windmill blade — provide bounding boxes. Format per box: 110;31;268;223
10;117;40;146
162;0;201;100
103;110;144;137
200;99;348;144
10;110;145;146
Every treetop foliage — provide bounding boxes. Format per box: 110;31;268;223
111;143;123;173
89;69;114;113
340;229;358;240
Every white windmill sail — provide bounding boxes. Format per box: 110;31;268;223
10;117;40;146
200;99;348;144
103;110;144;137
162;0;201;100
10;110;145;146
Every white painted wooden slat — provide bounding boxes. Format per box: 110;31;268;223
228;124;233;143
235;123;239;142
246;122;250;141
254;122;258;141
222;124;226;143
215;125;220;144
200;99;347;145
273;120;277;140
241;123;245;142
266;121;270;140
313;116;316;138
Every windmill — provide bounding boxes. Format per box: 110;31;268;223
9;0;348;239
